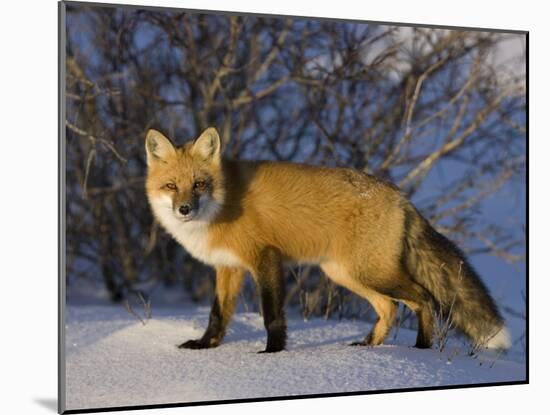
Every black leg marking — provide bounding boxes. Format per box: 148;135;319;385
178;297;224;349
259;285;287;353
257;247;287;353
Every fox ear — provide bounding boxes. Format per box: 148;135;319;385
191;128;221;163
145;129;176;165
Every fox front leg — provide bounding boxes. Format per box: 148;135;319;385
179;267;244;350
256;247;287;353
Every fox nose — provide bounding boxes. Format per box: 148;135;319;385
179;204;191;216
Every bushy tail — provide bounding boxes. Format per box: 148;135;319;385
401;203;510;350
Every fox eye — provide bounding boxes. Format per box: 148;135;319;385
165;183;177;191
193;180;206;191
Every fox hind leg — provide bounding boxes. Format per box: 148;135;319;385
376;278;435;349
350;290;398;346
321;262;398;347
401;298;434;349
322;261;434;348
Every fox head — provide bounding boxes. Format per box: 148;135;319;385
145;127;225;224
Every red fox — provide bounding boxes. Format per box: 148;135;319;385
145;127;510;353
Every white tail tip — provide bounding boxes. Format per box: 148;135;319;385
486;327;511;350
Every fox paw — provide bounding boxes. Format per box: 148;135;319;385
258;342;285;353
349;333;378;347
178;339;211;349
258;347;284;354
414;342;432;349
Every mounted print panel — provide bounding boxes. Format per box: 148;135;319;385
59;1;527;413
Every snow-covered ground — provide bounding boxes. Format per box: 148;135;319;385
64;298;526;412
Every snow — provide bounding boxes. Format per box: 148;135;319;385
64;302;526;412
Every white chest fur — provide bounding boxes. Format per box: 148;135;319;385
149;196;243;267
